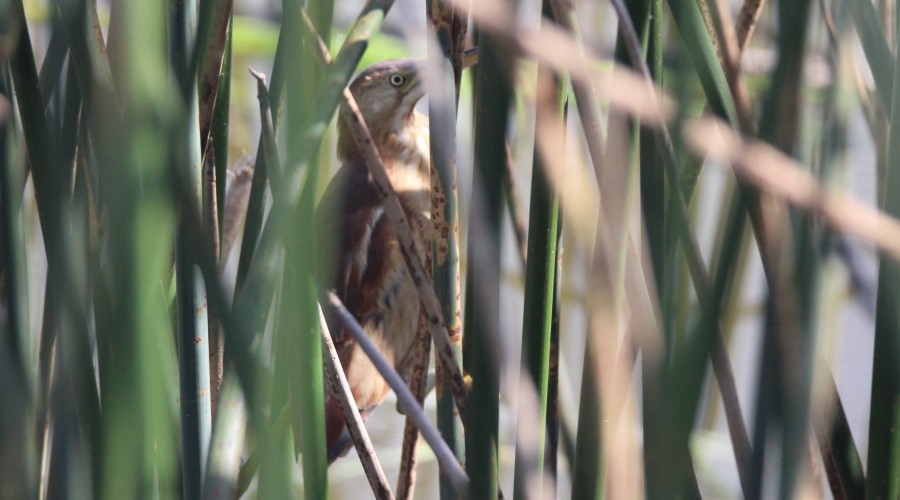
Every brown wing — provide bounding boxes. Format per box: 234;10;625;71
315;162;390;346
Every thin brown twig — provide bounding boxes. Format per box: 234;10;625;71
395;317;432;500
710;0;755;133
398;212;434;499
300;7;333;61
687;117;900;261
220;156;254;262
248;68;283;184
735;0;766;52
204;142;224;410
198;0;235;154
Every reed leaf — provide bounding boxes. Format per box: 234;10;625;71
426;1;467;498
868;3;900;497
514;1;564;496
464;23;512;499
170;1;213;497
0;58;36;500
1;0;892;498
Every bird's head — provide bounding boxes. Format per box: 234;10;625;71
337;58;425;161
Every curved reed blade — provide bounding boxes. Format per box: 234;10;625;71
514;1;565;494
0;62;36;500
171;1;213;496
202;372;247;500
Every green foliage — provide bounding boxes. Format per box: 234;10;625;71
0;0;895;498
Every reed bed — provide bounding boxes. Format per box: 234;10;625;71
0;0;894;498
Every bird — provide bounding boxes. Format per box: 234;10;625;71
315;58;432;462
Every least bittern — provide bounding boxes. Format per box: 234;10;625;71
315;59;432;461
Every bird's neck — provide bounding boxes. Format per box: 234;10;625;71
338;111;430;176
379;111;430;172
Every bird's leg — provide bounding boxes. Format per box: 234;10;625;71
396;311;432;500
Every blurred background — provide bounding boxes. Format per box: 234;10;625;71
1;0;893;498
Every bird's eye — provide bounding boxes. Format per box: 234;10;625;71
389;73;406;87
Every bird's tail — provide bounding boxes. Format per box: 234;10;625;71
326;396;355;463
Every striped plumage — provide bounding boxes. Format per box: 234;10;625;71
315;59;431;461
